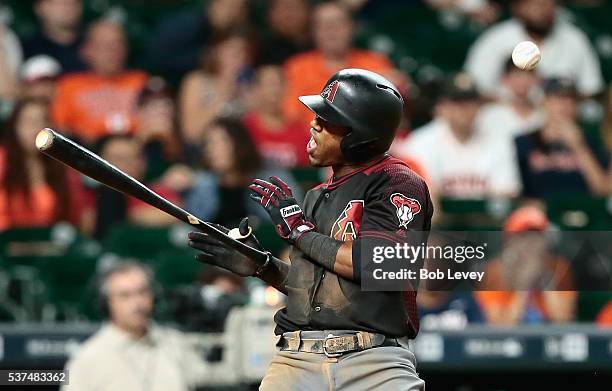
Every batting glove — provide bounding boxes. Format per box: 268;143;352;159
188;217;268;277
249;176;314;244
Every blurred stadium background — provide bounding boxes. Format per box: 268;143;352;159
1;0;612;389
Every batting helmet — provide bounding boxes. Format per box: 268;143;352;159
299;68;404;162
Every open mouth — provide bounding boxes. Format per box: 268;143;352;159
307;129;318;154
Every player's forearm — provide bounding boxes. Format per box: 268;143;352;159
257;256;290;295
296;232;354;280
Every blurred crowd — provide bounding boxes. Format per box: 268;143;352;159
1;0;612;330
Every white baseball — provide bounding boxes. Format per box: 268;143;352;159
512;41;541;71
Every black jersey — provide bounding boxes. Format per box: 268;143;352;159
274;155;434;338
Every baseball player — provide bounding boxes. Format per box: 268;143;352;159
188;68;433;390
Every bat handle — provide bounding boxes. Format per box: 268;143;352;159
188;214;269;264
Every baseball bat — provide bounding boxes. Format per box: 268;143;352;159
35;128;269;264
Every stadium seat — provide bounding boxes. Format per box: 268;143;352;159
101;223;191;260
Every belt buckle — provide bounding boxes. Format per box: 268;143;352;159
323;334;349;358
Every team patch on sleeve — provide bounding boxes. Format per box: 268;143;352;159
390;193;421;228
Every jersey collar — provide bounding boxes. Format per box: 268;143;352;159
321;154;391;190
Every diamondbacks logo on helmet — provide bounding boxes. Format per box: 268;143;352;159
390;193;421;228
331;200;364;241
321;80;340;103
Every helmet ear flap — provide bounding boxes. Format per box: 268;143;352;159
340;130;355;161
341;130;381;163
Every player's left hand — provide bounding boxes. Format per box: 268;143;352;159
188;217;264;277
249;176;314;244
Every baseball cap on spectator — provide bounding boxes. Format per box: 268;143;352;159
440;72;480;101
21;55;61;83
503;205;549;233
542;77;577;97
136;77;172;107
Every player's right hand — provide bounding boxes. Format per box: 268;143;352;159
248;176;315;244
188;217;264;277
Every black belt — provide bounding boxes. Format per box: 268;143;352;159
278;330;399;357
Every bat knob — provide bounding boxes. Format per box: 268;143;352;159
228;226;253;240
35;128;55;150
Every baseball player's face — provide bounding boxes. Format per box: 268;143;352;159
307;117;346;167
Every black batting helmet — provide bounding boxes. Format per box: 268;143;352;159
299;68;404;162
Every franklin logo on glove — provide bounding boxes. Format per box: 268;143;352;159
249;176;315;244
281;205;303;218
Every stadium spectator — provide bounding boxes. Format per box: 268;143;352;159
88;135;180;238
601;85;612;153
0;98;85;230
258;0;311;65
557;85;612;196
19;55;61;100
283;1;394;125
596;301;612;327
243;65;310;168
179;31;253;144
418;291;484;330
514;77;607;199
21;0;86;73
51;20;148;145
134;77;183;180
477;58;544;139
397;73;521;199
465;0;603;97
63;261;221;391
476;206;576;325
184;117;300;228
425;0;500;26
148;0;249;81
0;23;22;112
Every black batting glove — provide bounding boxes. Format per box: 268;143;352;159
248;176;314;245
188;217;265;277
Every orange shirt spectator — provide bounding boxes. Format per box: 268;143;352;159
0;99;85;231
51;19;148;144
0;158;85;229
284;50;393;125
596;301;612;327
52;71;148;143
476;256;576;324
476;206;576;325
283;2;395;126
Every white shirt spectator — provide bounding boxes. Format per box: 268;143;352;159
0;25;22;116
1;26;22;75
477;102;544;139
63;323;221;391
464;18;603;96
397;119;521;199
